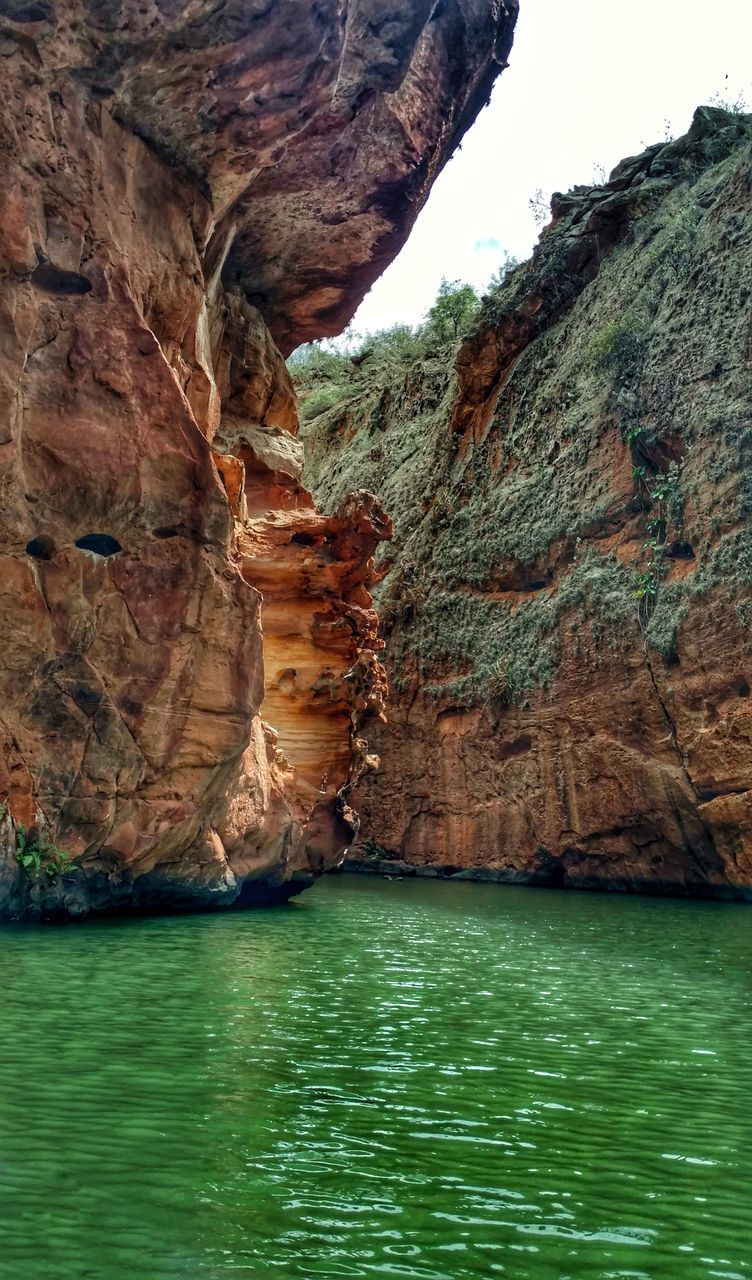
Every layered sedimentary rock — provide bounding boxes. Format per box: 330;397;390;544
0;0;517;917
303;107;752;898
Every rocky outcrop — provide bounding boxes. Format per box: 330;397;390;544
0;0;517;917
303;107;752;899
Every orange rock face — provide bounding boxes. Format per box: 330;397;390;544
0;0;517;917
303;108;752;899
350;603;752;896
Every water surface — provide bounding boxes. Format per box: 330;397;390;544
0;875;750;1279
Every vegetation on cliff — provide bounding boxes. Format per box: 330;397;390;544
298;106;752;705
296;105;752;893
289;278;483;424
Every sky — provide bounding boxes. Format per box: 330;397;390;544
350;0;752;335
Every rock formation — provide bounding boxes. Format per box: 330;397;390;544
0;0;518;917
302;107;752;898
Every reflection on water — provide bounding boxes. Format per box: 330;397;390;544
0;876;750;1279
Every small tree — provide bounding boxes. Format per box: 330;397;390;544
528;187;551;228
425;278;480;343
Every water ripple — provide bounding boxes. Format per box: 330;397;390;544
0;877;750;1279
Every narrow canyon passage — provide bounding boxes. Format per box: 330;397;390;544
0;4;749;1280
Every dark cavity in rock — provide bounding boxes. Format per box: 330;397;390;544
74;534;122;557
31;263;92;295
26;535;55;560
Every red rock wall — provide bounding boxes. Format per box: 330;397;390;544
302;108;752;899
0;0;517;917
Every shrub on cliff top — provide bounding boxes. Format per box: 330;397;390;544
288;279;482;422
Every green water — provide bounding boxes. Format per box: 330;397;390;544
0;876;750;1280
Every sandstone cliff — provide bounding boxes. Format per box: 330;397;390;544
0;0;518;918
302;107;752;898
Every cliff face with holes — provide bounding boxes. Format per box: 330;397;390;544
303;107;752;898
0;0;517;918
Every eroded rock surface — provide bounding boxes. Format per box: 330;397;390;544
303;107;752;898
0;0;517;917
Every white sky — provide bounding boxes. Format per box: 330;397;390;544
351;0;752;334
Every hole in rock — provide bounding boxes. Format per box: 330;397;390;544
666;541;695;559
495;734;533;762
31;262;92;295
291;531;316;546
544;864;567;889
737;680;750;699
74;534;122;557
152;527;179;539
25;535;55;561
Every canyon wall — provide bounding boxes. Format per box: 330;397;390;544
303;107;752;898
0;0;518;917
